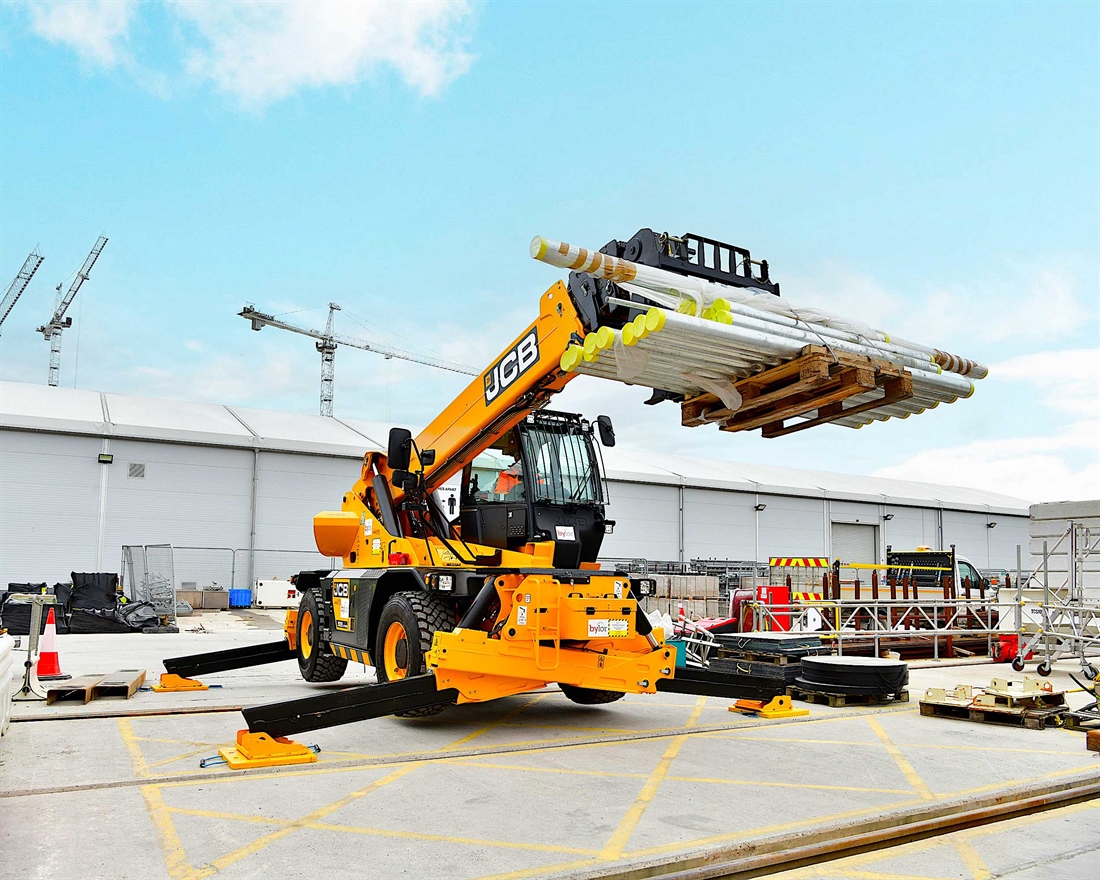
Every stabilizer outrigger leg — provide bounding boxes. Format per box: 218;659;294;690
157;639;296;691
244;673;460;738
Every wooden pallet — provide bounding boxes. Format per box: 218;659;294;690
680;344;913;438
787;686;909;707
919;700;1064;730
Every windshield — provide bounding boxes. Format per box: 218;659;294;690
521;419;603;506
468;449;525;503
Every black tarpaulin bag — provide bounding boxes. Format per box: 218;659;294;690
67;607;132;634
117;602;159;630
69;572;120;611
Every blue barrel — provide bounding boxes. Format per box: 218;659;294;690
228;589;251;608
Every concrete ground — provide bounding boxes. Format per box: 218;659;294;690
1;612;1098;880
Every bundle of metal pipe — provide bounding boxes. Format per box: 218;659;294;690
532;235;989;381
535;235;986;431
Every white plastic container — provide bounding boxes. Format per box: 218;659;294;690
0;633;16;737
255;579;300;609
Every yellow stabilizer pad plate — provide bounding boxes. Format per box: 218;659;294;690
218;730;318;770
152;673;208;692
730;695;809;719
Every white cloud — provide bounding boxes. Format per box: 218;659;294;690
991;348;1100;418
873;425;1100;503
874;348;1100;503
788;262;1094;352
25;0;138;67
168;0;475;103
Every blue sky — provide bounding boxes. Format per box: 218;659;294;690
1;0;1097;502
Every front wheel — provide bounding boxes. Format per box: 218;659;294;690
296;589;348;682
1011;656;1026;672
558;684;626;705
375;591;455;717
1037;660;1052;677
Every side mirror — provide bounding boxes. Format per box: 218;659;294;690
596;415;616;447
420;449;436;467
388;427;412;471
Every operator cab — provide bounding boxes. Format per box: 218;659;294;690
459;411;614;568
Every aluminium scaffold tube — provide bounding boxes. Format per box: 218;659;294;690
532;235;989;380
562;316;972;406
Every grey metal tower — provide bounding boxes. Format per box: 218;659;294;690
239;301;477;417
37;236;108;386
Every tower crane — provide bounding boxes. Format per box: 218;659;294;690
239;302;478;417
0;249;45;332
37;236;108;386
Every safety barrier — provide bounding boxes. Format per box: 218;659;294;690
750;596;1008;659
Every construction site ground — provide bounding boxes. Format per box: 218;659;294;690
2;609;1098;880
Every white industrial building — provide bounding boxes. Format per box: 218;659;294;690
0;380;1030;591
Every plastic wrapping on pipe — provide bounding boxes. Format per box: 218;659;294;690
531;235;987;381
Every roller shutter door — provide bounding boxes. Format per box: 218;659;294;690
831;522;878;568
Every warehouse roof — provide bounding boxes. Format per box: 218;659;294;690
0;380;1028;515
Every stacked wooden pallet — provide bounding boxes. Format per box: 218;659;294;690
919;677;1068;730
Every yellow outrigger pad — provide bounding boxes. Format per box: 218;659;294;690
218;730;318;770
152;673;208;692
730;695;809;719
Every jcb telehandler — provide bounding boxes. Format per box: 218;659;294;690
164;229;788;753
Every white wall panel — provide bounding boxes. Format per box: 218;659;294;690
682;488;756;560
942;510;991;568
255;452;362;551
988;516;1030;572
758;494;825;561
103;439;253;563
881;506;923;553
0;431;101;587
602;481;680;561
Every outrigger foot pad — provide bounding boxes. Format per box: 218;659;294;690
244;673;459;738
152;673;208;692
730;695;809;719
216;730;319;769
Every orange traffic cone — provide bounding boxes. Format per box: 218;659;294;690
36;608;69;681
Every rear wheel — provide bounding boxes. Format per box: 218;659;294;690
375;590;455;717
296;589;348;682
558;684;626;705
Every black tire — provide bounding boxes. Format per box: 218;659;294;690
1084;664;1099;682
558;683;626;705
1037;660;1052;677
296;589;348;682
375;590;455;717
1011;656;1026;672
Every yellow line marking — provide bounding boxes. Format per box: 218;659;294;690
666;775;912;795
444;694;549;749
181;763;419;879
146;747;218;770
716;733;1083;757
136;737;221;747
167;806;288;826
599;696;707;860
867;717;933;800
164;806;596;855
471;858;600;880
307;820;598;855
444;759;647;780
117;718;151;778
141;785;195;879
938;763;1100;799
952;837;992;880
